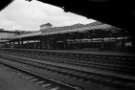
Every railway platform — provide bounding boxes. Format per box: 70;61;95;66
0;64;47;90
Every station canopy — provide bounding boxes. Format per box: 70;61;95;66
15;21;112;39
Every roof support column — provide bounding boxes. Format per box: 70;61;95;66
40;38;46;49
46;37;54;50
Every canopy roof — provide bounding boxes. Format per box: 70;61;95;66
15;22;111;39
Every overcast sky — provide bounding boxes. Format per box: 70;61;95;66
0;0;95;31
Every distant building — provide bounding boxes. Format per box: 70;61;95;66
40;23;52;31
0;30;19;47
0;30;18;40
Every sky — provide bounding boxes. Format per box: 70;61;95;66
0;0;95;31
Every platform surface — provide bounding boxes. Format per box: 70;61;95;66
0;64;46;90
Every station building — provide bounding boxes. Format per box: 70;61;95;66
0;30;19;47
2;21;132;52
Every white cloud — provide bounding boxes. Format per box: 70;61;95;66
0;0;95;31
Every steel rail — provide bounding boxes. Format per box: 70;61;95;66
0;53;135;90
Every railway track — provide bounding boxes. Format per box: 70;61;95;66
0;58;82;90
1;48;135;75
0;49;135;90
0;63;77;90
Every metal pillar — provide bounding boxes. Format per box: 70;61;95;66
40;38;46;49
